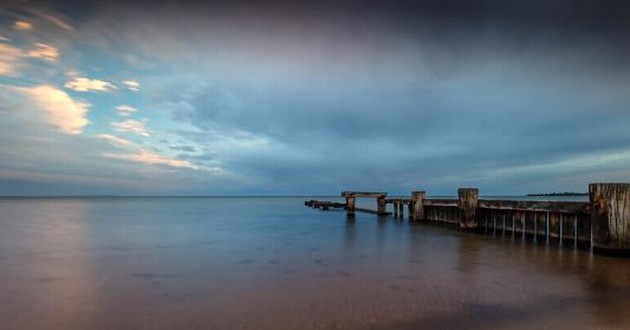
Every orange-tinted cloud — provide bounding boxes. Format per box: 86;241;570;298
1;43;59;75
19;85;91;135
103;150;198;169
111;119;150;136
95;134;132;147
0;44;22;76
26;43;59;61
13;20;33;30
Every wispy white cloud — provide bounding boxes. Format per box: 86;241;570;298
111;119;150;136
33;10;75;31
13;20;33;30
25;43;59;61
116;104;138;116
0;44;22;76
18;85;91;135
65;77;116;92
122;80;140;91
103;150;198;169
95;134;132;148
0;35;9;42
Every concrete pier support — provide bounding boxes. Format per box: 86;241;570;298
377;195;387;215
590;183;630;254
346;196;356;218
458;188;479;229
411;191;426;221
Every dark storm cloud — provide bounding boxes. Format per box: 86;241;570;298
32;0;630;33
105;0;628;194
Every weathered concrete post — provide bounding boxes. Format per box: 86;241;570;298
458;188;479;229
410;191;426;221
345;195;356;217
377;195;387;215
590;183;630;254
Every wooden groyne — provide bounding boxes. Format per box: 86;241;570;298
305;183;630;256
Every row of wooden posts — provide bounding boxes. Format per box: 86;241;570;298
336;183;630;255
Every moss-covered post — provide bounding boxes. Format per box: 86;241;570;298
410;191;426;221
590;183;630;254
458;188;479;229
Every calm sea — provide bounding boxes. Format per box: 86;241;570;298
1;196;628;329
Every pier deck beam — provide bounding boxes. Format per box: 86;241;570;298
411;191;426;221
458;188;479;229
590;183;630;255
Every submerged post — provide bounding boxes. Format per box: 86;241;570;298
458;188;479;229
377;195;387;216
410;191;426;221
345;195;356;218
590;183;630;255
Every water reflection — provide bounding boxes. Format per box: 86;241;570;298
400;221;630;329
0;199;101;329
0;197;629;329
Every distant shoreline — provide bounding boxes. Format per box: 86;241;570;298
526;192;588;197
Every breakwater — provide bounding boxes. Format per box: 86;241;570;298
305;183;630;256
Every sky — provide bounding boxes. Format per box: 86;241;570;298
0;0;629;196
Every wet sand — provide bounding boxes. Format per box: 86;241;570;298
1;197;629;329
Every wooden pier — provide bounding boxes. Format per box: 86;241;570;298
304;200;345;210
305;183;630;256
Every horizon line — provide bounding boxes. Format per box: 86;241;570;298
0;193;587;198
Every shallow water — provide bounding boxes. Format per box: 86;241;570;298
0;197;628;329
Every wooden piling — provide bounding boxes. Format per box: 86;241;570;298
458;188;479;229
558;213;564;246
546;211;550;245
377;195;387;215
410;191;426;221
590;183;630;254
346;195;356;218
